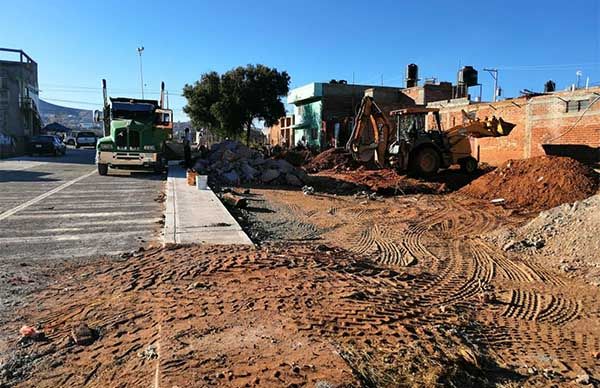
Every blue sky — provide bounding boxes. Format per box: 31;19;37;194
2;0;599;121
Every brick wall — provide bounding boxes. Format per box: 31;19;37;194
431;88;600;165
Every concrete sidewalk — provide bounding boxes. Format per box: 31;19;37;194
163;162;253;245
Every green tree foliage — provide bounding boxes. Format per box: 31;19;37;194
183;65;290;144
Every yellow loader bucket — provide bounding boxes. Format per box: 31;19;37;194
495;117;516;136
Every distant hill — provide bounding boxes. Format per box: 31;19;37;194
38;99;97;130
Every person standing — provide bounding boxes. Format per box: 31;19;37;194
183;127;192;167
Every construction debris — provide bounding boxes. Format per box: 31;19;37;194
19;326;44;342
459;155;598;212
193;140;308;187
497;193;600;283
221;192;248;208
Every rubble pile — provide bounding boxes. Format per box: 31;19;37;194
459;156;598;212
500;193;600;283
193;140;308;187
304;148;359;173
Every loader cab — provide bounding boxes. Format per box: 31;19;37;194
390;107;442;141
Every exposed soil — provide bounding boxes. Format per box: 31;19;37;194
235;190;600;386
273;149;313;167
304;148;359;173
459;156;599;213
312;166;492;195
2;173;600;387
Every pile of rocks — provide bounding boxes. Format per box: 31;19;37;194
193;140;307;187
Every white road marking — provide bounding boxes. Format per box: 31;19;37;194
9;211;148;220
0;230;150;244
0;170;95;221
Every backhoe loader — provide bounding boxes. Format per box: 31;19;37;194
346;96;516;176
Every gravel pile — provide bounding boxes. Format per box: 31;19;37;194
499;193;600;284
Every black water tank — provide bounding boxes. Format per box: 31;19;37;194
544;80;556;93
458;66;478;87
406;63;418;87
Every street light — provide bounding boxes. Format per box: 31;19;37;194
137;46;145;99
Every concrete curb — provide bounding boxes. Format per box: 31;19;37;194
163;162;253;245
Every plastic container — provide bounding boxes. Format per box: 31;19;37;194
197;175;208;190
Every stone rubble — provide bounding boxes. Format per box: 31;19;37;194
193;140;307;187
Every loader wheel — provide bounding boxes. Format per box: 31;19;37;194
460;157;478;174
98;163;108;176
410;147;440;176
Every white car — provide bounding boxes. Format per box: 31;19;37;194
67;131;97;148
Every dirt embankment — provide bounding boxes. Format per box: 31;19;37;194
304;148;359;173
459;156;598;212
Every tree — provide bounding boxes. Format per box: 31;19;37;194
183;64;290;144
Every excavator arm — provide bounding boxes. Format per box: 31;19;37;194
346;96;393;167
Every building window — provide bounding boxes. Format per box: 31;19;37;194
566;99;591;112
0;77;7;90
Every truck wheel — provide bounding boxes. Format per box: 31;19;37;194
98;163;108;176
460;157;478;174
410;147;440;176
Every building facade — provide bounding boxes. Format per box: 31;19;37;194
0;48;40;157
287;81;454;150
429;87;600;165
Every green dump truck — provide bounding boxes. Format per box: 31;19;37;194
95;79;173;175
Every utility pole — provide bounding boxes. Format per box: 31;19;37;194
483;68;499;102
137;46;145;99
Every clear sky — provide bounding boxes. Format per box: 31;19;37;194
2;0;599;121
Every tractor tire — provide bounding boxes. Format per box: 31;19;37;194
410;147;441;177
97;163;108;176
460;157;478;174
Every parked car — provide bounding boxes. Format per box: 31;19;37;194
65;131;97;148
28;135;66;156
76;131;97;148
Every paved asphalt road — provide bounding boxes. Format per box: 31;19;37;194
0;148;165;264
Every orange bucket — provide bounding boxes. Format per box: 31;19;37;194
186;170;197;186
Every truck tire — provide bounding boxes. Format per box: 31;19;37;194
98;163;108;176
410;147;440;176
460;157;478;174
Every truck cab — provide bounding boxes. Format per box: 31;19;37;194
95;80;172;175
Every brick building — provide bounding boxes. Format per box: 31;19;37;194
429;87;600;165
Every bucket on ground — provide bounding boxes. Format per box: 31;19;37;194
197;175;208;190
186;170;197;186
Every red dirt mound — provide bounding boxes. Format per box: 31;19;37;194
459;156;598;212
304;148;359;173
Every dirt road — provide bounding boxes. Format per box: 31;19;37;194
1;188;598;387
